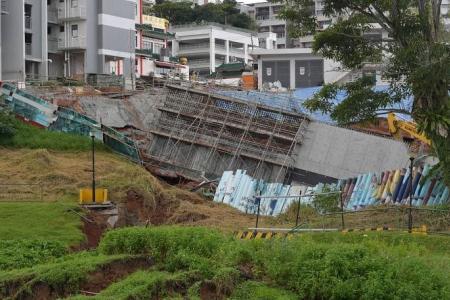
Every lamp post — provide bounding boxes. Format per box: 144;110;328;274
295;191;302;227
90;132;96;203
408;156;414;233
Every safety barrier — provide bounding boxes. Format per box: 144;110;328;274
0;82;141;163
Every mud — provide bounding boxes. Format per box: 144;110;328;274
11;256;153;300
80;256;153;294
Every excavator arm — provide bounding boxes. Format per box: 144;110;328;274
387;113;431;145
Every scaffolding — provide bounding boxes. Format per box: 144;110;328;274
147;84;310;182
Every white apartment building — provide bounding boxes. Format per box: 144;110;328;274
0;0;137;83
171;23;259;75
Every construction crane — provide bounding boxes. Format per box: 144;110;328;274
387;112;431;145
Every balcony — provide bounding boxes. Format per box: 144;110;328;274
25;43;32;56
178;43;210;54
25;16;32;30
58;36;86;50
48;9;58;23
256;14;270;20
48;38;58;53
58;6;86;20
188;58;211;69
135;24;175;40
1;0;7;15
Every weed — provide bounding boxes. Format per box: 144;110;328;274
0;240;66;271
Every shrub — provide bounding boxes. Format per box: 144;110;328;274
98;226;228;260
0;240;66;270
230;281;297;300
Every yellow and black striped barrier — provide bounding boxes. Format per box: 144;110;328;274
236;225;428;240
235;231;295;240
342;226;392;233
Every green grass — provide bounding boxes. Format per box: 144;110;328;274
0;117;105;151
1;226;450;299
0;252;131;299
230;281;298;300
0;240;66;271
68;270;196;300
0;202;83;246
98;227;450;300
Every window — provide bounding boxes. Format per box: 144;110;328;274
71;0;78;8
60;25;65;32
47;26;52;35
71;24;78;37
47;0;51;5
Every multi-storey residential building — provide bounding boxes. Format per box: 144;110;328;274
135;11;185;78
55;0;136;81
171;23;258;75
0;0;136;83
1;0;48;82
240;2;289;48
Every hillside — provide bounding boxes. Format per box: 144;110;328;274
0;118;449;299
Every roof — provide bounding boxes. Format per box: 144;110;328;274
216;62;246;72
216;86;413;123
170;22;257;36
250;48;315;56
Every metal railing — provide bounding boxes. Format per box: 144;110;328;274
1;0;7;15
25;43;32;56
58;36;86;49
57;6;86;20
48;38;58;52
256;15;270;20
179;43;210;52
48;9;58;23
25;16;32;29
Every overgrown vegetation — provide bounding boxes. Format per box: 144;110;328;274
0;110;104;151
151;0;255;30
95;226;450;299
0;226;449;299
0;252;131;299
0;240;66;271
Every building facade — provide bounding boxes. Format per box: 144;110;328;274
0;0;136;83
135;10;188;79
252;48;348;90
171;23;258;75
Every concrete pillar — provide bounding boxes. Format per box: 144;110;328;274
40;2;48;80
258;57;262;90
244;43;248;64
289;59;295;89
2;0;26;82
172;39;179;56
209;30;215;73
225;40;229;63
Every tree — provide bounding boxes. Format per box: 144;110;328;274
0;110;17;139
151;0;255;30
152;1;195;25
277;0;450;186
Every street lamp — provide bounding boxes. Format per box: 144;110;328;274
90;132;96;203
408;157;414;233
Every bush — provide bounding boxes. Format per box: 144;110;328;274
96;227;450;300
0;116;105;151
98;226;228;260
0;240;66;270
230;281;297;300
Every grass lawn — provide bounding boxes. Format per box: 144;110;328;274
0;202;83;246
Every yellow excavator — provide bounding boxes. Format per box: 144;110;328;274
387;112;431;145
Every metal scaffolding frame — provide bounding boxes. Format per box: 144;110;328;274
148;84;310;181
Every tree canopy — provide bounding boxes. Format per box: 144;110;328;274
151;0;255;30
277;0;450;186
